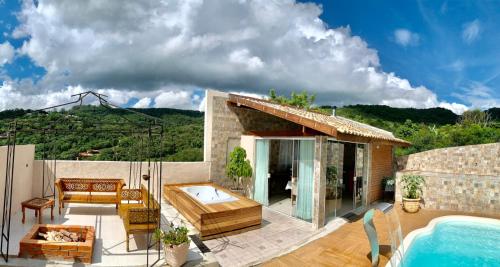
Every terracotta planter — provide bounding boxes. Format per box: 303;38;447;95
402;197;421;213
163;241;190;267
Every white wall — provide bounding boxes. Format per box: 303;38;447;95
0;144;210;212
32;160;210;197
0;145;35;216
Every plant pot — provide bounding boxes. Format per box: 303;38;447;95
163;241;190;267
402;197;421;213
230;188;245;196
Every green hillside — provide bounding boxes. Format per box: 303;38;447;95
0;105;204;161
0;103;498;160
333;105;499;155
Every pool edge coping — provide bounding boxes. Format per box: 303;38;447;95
385;215;500;267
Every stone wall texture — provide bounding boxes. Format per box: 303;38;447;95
208;94;301;185
397;142;500;175
396;143;500;215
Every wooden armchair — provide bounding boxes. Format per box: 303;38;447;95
119;185;160;251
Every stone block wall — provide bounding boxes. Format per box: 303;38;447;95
396;170;499;214
396;143;500;215
205;91;301;186
397;143;500;175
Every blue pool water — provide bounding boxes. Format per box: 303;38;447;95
401;220;500;267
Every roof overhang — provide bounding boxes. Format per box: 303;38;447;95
227;94;411;147
228;94;337;137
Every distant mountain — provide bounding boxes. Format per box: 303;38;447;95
0;104;498;159
487;107;500;121
335;105;459;125
0;106;204;161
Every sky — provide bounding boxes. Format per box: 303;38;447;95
0;0;498;114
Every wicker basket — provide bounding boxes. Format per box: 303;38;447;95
402;197;421;213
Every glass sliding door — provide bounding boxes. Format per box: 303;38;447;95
325;141;343;219
254;139;269;206
295;140;315;222
325;140;368;221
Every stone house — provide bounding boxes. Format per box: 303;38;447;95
203;90;410;229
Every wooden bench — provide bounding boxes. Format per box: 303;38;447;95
55;178;126;214
119;185;160;251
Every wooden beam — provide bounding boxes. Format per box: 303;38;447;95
228;95;338;138
228;94;410;147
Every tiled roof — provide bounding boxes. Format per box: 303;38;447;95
228;94;410;146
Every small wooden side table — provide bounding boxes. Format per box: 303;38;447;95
21;198;55;224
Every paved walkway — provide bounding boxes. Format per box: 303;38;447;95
264;203;500;267
203;208;330;267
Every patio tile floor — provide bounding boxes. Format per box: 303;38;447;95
1;202;214;266
202;208;346;267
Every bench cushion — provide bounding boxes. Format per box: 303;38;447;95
63;194;118;203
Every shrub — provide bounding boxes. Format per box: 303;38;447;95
153;223;189;248
225;146;253;189
400;174;425;199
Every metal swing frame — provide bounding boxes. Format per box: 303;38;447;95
0;91;165;266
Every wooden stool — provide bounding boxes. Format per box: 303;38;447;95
21;198;55;224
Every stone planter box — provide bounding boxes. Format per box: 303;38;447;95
19;224;95;263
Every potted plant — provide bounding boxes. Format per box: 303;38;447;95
154;223;190;267
225;146;253;196
400;174;425;213
382;176;395;192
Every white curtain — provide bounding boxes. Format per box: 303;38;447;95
253;139;269;206
295;140;314;221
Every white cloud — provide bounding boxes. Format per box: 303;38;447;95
393;29;420;46
453;81;500;110
438;102;468;115
0;81;86;110
444;59;465;72
132;97;152;108
462;19;480;44
0;0;477;112
154;91;199;110
228;49;264;71
0;41;15;66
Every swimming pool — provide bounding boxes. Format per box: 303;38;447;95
391;216;500;267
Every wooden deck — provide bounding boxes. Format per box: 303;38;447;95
264;204;500;267
164;182;262;240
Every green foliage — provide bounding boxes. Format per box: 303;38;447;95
400;174;425;199
458;109;492;126
269;89;316;110
329;105;499;156
0;105;204;162
225;146;253;189
332;104;459;125
487;107;500;120
326;165;337;185
154;223;189;247
381;176;395;190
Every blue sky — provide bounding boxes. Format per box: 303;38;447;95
0;0;498;113
306;0;500;111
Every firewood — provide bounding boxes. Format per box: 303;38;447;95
60;229;71;237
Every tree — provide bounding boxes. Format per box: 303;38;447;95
268;89;316;110
225;146;253;190
458;109;492;126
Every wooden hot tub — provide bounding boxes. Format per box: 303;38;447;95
164;182;262;240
